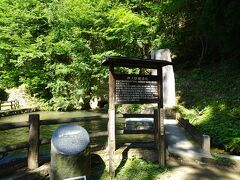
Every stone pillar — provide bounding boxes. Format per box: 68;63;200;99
202;134;211;155
151;49;176;107
50;124;91;180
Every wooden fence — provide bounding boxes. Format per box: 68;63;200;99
0;110;165;170
0;114;108;170
0;100;19;110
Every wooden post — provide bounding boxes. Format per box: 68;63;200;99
108;65;116;178
157;68;166;166
17;100;20;108
14;100;16;109
154;109;159;151
28;114;40;169
158;68;163;108
159;108;166;166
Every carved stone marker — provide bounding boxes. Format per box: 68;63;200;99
50;124;91;180
125;118;153;130
202;134;211;155
151;49;176;107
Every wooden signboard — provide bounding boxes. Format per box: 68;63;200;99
115;74;159;104
102;56;173;178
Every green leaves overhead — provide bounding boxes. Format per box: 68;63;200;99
0;0;239;110
0;0;154;110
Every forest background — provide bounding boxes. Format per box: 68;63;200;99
0;0;239;154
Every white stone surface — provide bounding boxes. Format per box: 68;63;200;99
151;49;176;107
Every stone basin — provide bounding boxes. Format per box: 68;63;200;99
124;118;154;130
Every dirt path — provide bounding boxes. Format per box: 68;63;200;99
159;158;240;180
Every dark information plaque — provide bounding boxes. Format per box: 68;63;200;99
115;74;159;104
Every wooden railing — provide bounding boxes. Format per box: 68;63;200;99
0;100;19;110
0;110;165;170
110;110;165;166
0;114;108;170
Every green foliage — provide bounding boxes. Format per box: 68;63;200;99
0;0;157;110
225;138;240;154
116;104;142;114
213;156;236;167
0;0;239;111
176;61;240;154
176;105;198;121
199;0;240;61
192;105;240;154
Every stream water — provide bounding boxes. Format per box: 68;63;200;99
0;111;153;165
0;111;102;124
0;111;107;164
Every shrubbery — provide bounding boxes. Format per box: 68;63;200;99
0;0;239;110
176;61;240;155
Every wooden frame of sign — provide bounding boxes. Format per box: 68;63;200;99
102;56;173;178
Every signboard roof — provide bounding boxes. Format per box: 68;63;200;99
102;56;173;69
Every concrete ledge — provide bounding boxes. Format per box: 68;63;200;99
0;108;38;117
213;153;240;162
168;147;212;160
168;147;240;170
177;118;202;145
178;118;211;153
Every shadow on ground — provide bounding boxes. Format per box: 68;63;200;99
165;157;240;180
91;154;106;180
